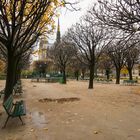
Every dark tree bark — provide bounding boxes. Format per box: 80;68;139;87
15;66;22;83
4;53;18;101
62;69;66;84
116;68;121;84
128;68;133;80
106;69;110;80
88;64;94;89
13;58;21;86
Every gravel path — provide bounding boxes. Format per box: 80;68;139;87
0;79;140;140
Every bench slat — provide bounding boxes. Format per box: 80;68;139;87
3;95;13;115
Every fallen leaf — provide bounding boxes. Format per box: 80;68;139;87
43;128;48;131
93;130;102;134
30;128;34;132
94;131;99;134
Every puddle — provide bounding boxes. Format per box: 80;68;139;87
31;111;48;128
39;97;80;104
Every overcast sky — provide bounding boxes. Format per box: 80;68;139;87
50;0;96;42
60;0;94;34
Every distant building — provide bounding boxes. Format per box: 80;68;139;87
38;18;61;61
38;38;48;60
30;18;61;72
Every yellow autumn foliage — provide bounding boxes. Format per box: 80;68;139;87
121;67;128;75
4;0;65;36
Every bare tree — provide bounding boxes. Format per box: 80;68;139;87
105;40;127;84
33;60;48;77
92;0;140;33
69;57;87;81
98;53;113;80
49;37;77;84
66;18;109;89
124;42;140;80
68;57;80;81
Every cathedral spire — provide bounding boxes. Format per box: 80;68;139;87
56;18;61;43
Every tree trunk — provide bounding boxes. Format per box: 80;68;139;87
106;69;110;80
128;68;133;80
4;54;18;101
15;68;21;83
116;68;121;84
13;60;20;86
94;65;98;78
107;73;110;80
88;64;94;89
75;71;79;81
62;69;66;84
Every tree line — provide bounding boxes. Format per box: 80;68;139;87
48;0;140;89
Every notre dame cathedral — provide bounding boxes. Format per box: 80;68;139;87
38;19;61;61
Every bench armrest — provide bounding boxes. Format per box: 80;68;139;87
12;100;26;116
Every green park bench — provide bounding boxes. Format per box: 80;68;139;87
31;76;62;83
31;78;46;83
49;77;61;83
2;95;26;128
123;80;138;85
95;78;113;84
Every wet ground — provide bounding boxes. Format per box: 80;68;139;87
0;79;140;140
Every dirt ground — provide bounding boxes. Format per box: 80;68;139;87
0;79;140;140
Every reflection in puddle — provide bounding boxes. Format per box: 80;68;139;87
31;111;48;128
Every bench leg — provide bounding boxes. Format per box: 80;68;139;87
19;116;24;125
2;116;10;128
